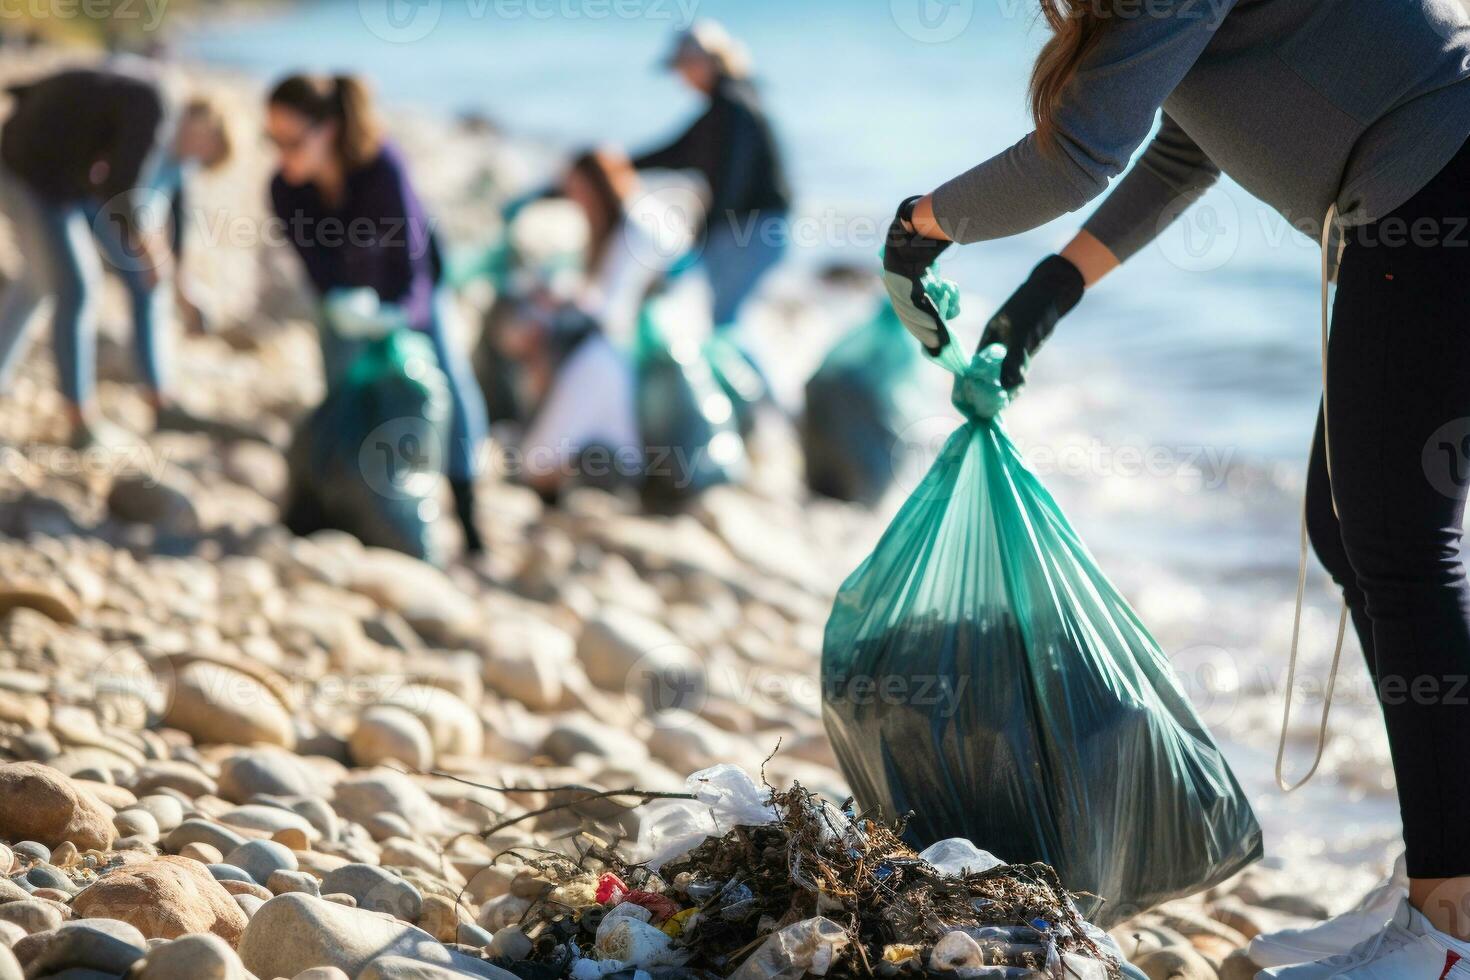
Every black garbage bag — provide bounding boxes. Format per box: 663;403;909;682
284;330;451;564
821;331;1261;926
801;301;925;505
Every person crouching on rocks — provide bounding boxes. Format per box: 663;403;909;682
264;72;490;554
0;66;231;447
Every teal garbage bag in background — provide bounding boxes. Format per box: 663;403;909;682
801;301;926;505
634;287;747;510
704;332;769;439
285;329;451;564
820;333;1261;925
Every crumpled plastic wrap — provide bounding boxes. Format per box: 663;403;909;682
728;916;849;980
634;764;779;869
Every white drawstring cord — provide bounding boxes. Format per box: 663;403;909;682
1274;203;1351;793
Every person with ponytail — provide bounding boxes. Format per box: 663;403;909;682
265;72;489;554
883;0;1470;974
0;65;231;446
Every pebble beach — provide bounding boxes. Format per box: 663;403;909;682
0;47;1390;980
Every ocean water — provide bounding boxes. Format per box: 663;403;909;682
179;0;1402;895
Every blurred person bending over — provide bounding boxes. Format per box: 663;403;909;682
265;73;490;554
0;66;231;445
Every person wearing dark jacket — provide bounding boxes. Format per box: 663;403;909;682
634;21;791;332
882;0;1470;972
0;66;230;445
265;73;489;554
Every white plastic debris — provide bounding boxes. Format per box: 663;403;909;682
598;900;653;932
634;764;779;869
728;916;849;980
918;838;1005;877
929;930;987;973
593;917;685;969
1063;953;1111;980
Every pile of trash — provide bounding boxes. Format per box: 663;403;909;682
481;765;1124;979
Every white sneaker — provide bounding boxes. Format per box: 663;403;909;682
1258;898;1470;980
1250;856;1409;968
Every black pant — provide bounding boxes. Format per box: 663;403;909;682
1306;136;1470;880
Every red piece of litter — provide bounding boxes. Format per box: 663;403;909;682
595;872;629;904
622;890;681;925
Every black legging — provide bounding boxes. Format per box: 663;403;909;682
1306;136;1470;880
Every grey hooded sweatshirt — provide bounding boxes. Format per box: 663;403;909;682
929;0;1470;258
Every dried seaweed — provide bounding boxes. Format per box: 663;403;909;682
504;777;1121;979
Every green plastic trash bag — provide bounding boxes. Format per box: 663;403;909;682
820;334;1261;926
634;287;746;510
285;329;451;564
801;300;927;505
704;332;769;439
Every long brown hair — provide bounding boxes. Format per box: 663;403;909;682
567;149;636;274
1029;0;1112;152
267;73;382;169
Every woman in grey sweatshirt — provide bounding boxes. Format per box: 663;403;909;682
883;0;1470;973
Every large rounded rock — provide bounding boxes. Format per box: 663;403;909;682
575;608;704;712
11;918;146;976
318;864;422;921
479;616;572;711
216;749;316;803
164;819;246;858
331;771;443;835
376;686;482;759
349;707;434;771
0;762;115;851
223;840;297;886
1134;947;1219;980
0;900;65;935
162;661;295;749
132;933;249;979
360;955;518;979
70;856;248;943
237;893;505;978
344;550;483;648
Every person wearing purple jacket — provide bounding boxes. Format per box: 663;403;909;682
265;73;488;554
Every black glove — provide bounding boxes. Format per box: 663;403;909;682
979;254;1085;390
882;195;953;353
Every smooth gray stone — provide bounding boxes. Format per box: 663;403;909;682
222;840;297;886
317;864;422;922
163;819;246;857
206;864;255;885
15;919;146;977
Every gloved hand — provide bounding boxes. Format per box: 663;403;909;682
979;254;1085;390
882;195;953;354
